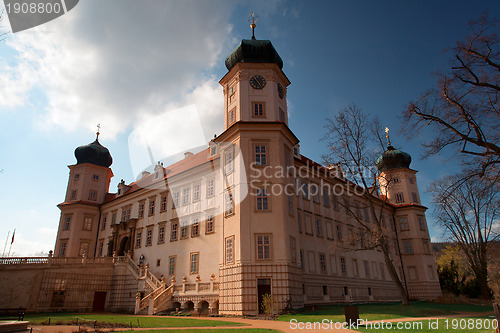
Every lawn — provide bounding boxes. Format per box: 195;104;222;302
278;302;494;323
356;316;498;333
23;313;245;328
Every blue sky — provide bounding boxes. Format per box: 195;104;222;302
1;0;498;255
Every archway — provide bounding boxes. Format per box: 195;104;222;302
183;301;194;312
172;302;181;312
198;300;209;315
118;236;129;256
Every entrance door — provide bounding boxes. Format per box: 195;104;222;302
118;236;129;256
92;292;107;312
257;278;271;314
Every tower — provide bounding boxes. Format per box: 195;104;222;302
375;133;441;299
54;131;113;257
216;21;300;314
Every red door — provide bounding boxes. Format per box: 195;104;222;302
92;292;107;312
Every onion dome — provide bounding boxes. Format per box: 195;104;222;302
75;137;113;167
375;145;411;171
225;39;283;71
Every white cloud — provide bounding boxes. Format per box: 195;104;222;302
0;0;233;138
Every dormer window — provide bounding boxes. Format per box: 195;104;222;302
92;174;99;181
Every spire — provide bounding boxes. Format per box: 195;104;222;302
96;123;101;141
385;127;392;147
249;12;258;40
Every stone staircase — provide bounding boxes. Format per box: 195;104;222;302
123;256;173;315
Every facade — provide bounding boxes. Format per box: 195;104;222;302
5;33;441;315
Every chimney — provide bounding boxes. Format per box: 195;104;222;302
141;171;151;179
184;151;194;159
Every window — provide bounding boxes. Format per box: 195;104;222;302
88;190;97;201
252;102;265;117
395;192;404;203
363;207;370;221
393;177;400;183
228;107;236;124
149;198;155;216
399;217;409;231
326;220;334;240
181;221;189;239
403;240;414;254
225;190;234;216
59;240;67;257
319;253;327;274
323;188;330;207
340;257;347;275
173;191;180;207
337;225;343;241
225;236;234;264
160;195;167;212
135;231;142;248
74;174;80;181
121;207;131;222
206;179;215;197
92;174;99;181
111;212;117;225
156;259;161;267
70;190;77;200
225;149;234;174
316;219;323;237
256;188;269;210
422;239;430;254
312;184;320;203
98;240;104;256
408;266;418;281
297;213;302;233
63;216;71;231
290;237;297;263
255;145;267;165
299;250;304;270
190;252;199;274
352;258;359;276
412;192;418;203
145;228;152;246
304;214;313;235
380;263;386;280
191;218;199;237
171;222;178;241
333;195;339;210
158;225;165;244
279;108;285;122
363;260;370;278
288;195;294;215
193;184;200;202
168;256;176;275
229;84;236;96
428;265;435;280
83;217;93;231
182;187;190;205
138;202;145;218
330;255;338;275
206;215;214;234
256;234;271;260
418;216;426;231
301;181;309;200
101;216;106;230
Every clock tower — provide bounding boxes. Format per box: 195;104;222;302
220;38;290;129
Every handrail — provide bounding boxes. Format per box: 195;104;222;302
0;256;115;265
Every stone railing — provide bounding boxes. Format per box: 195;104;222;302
0;253;115;266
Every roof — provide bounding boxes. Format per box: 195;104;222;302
225;39;283;71
103;148;219;204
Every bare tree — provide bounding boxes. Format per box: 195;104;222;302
431;174;499;299
323;104;410;305
0;9;10;42
402;15;500;178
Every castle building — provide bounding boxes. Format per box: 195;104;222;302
2;29;441;315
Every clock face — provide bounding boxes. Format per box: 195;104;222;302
249;75;266;89
277;82;284;99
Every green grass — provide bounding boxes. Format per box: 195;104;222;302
23;313;245;328
356;316;498;333
278;302;493;323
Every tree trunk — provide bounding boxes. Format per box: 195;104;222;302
382;243;409;305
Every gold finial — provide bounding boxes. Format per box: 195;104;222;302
249;12;258;40
385;127;391;146
96;123;101;140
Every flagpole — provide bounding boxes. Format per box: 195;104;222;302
7;229;15;257
2;230;10;257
